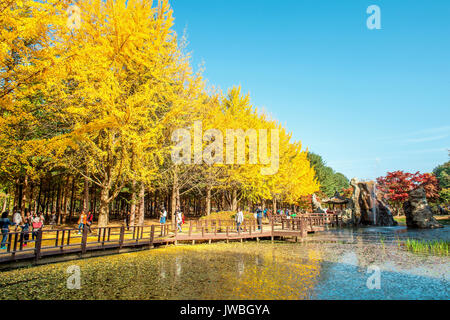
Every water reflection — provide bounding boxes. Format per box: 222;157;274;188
0;227;448;300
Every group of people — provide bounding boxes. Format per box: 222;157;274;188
0;209;45;249
235;206;266;233
77;211;94;234
158;206;185;232
276;208;298;219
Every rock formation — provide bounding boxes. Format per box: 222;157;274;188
350;178;397;226
403;187;443;229
311;194;326;213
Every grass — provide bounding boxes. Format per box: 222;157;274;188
402;239;449;256
394;215;449;226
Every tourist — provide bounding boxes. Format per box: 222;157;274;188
256;206;263;230
176;208;183;232
78;211;87;234
0;211;16;249
263;208;268;219
235;208;244;232
86;211;94;233
13;209;22;232
159;206;167;225
39;212;45;226
31;213;43;241
20;214;30;246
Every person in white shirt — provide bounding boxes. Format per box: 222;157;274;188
13;210;22;231
235;208;244;233
159;206;167;224
176;208;183;232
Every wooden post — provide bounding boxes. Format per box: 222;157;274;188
189;221;193;237
226;226;229;237
81;225;88;254
301;219;306;238
271;220;274;243
60;230;65;250
202;227;205;238
35;229;43;261
150;225;155;247
174;223;178;245
119;226;125;249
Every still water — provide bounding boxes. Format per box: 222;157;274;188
0;227;448;300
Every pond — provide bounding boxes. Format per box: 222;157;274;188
0;226;448;300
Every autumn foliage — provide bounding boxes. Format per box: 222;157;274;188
0;0;319;226
376;171;440;214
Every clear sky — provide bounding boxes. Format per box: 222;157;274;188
170;0;450;180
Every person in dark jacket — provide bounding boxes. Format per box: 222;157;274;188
256;206;263;230
0;211;16;249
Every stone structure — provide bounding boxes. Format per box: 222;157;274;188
403;187;443;229
311;194;326;213
350;178;397;226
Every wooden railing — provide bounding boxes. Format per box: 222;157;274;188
0;214;342;265
271;213;342;227
0;223;172;264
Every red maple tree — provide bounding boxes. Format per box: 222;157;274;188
376;171;440;215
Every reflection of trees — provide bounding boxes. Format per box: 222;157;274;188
226;249;323;300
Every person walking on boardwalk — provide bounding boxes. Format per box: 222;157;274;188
20;214;30;247
256;206;263;230
176;207;183;232
235;208;244;233
0;211;16;249
86;211;94;233
125;211;131;231
77;211;87;234
31;212;43;241
159;206;167;225
13;209;22;232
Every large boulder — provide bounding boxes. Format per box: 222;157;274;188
403;187;443;229
350;178;397;226
311;194;326;213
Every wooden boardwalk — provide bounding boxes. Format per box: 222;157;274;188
0;213;342;268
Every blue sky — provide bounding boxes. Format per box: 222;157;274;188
170;0;450;180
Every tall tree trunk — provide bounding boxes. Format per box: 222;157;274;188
69;177;75;223
171;169;179;224
82;175;89;213
130;180;137;227
272;197;277;214
206;186;212;216
98;187;110;227
231;189;238;212
92;186;97;218
2;192;8;212
138;183;145;226
36;178;43;213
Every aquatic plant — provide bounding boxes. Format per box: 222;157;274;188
403;239;449;256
